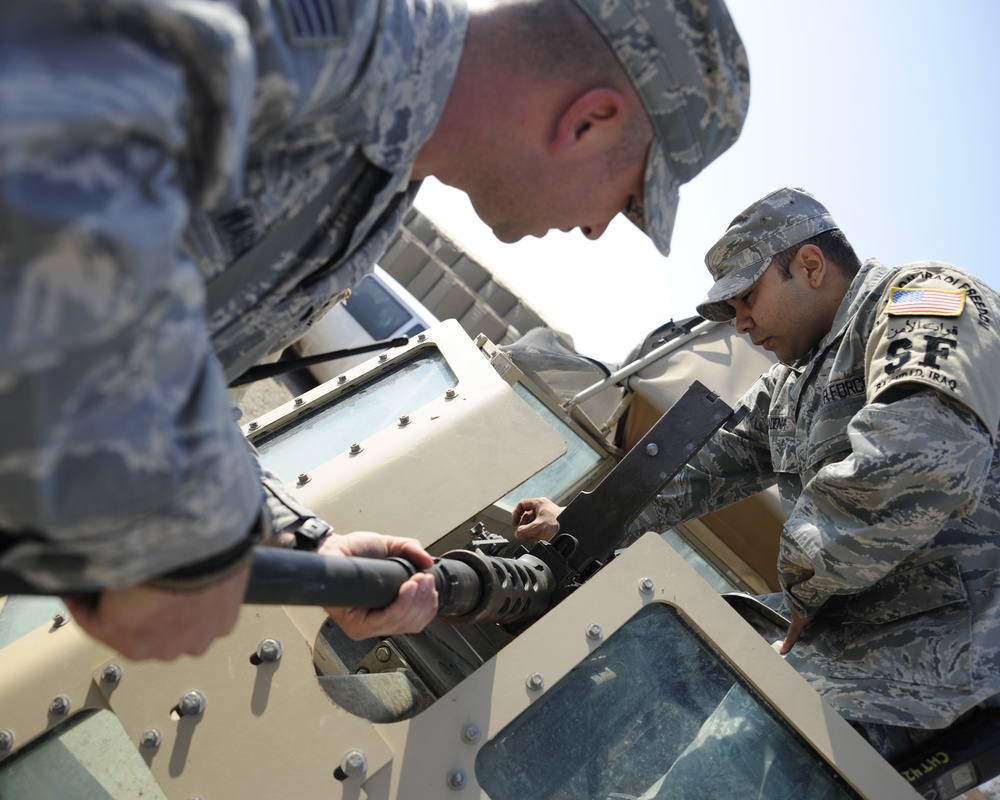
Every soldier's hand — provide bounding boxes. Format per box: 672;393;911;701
512;497;562;543
318;532;438;639
63;561;250;661
779;611;812;654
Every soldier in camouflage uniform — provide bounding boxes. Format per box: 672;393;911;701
0;1;750;659
515;187;1000;757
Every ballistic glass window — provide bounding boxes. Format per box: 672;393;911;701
344;274;414;339
494;383;606;512
476;603;859;800
254;352;455;484
0;710;167;799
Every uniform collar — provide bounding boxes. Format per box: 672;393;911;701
363;0;469;176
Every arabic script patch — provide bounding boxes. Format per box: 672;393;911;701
886;286;965;317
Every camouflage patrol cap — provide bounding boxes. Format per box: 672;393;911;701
570;0;750;256
696;187;839;322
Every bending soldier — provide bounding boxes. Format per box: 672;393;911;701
0;1;749;658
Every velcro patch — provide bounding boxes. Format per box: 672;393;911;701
886;286;965;317
277;0;349;46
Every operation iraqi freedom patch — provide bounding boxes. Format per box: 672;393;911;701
886;286;966;317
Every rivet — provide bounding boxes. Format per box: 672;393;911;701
0;730;14;753
339;749;367;779
178;690;206;717
293;397;304;406
140;728;162;749
102;664;123;684
256;639;283;663
645;443;659;457
447;769;467;790
297;473;311;485
375;645;392;663
461;724;481;745
526;672;544;691
378;353;388;362
639;577;655;593
248;421;259;431
586;623;603;641
445;388;457;400
349;443;363;454
398;414;411;427
338;375;347;384
49;695;71;716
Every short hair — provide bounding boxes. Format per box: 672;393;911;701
488;0;653;169
492;0;630;92
772;229;861;280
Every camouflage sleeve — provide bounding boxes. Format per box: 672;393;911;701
0;9;264;591
866;263;1000;443
649;373;777;528
778;389;994;618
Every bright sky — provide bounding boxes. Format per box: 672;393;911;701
414;0;1000;364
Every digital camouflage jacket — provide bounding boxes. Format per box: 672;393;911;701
650;259;1000;729
0;0;467;590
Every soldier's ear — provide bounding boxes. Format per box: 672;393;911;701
550;87;626;159
795;245;828;289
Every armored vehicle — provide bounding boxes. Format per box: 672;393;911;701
5;307;1000;799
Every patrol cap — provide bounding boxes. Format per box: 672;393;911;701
696;187;839;322
570;0;750;256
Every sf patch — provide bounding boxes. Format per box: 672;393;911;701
886;286;965;317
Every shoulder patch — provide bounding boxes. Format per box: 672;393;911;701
886;286;965;317
277;0;350;46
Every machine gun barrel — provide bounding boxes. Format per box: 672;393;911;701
246;546;556;627
0;546;556;629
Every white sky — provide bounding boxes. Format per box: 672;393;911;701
414;0;1000;364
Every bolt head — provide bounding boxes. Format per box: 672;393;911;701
49;695;70;716
586;623;603;641
102;664;123;684
340;749;367;779
525;672;544;691
398;414;411;426
349;442;362;454
256;639;282;663
374;645;392;663
645;442;659;456
0;730;14;752
378;353;388;362
293;397;304;406
337;374;347;383
639;577;655;593
461;724;481;745
447;769;467;790
445;388;457;399
51;611;70;628
178;691;206;717
297;473;310;485
248;421;259;430
417;333;427;342
140;728;162;749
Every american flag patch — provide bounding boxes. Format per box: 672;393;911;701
886;286;965;317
